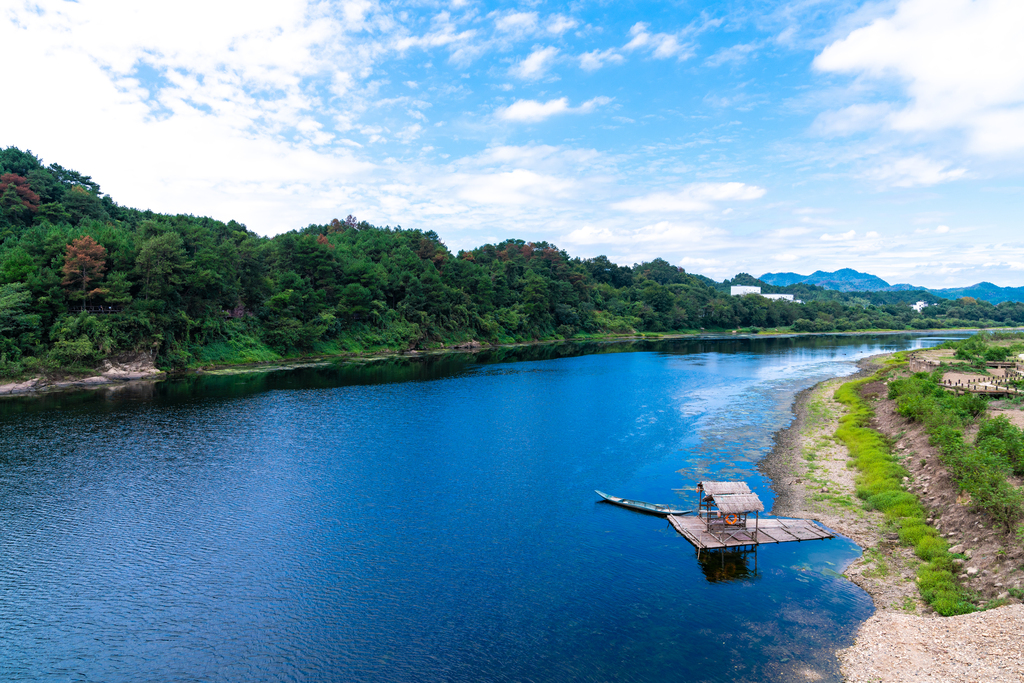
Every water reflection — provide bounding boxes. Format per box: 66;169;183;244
697;548;760;583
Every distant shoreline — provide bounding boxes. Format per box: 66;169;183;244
2;326;1017;399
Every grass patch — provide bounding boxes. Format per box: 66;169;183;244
833;366;976;616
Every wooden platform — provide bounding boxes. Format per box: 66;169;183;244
668;515;834;550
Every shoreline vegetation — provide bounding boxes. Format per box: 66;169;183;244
7;145;1024;388
4;326;1023;398
765;335;1024;682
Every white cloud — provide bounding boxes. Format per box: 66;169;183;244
579;48;625;72
915;224;952;235
545;15;578;36
494;11;539;36
509;46;559;80
563;224;619;245
395;123;423;144
772;227;812;238
815;0;1024;155
704;42;759;67
495;96;611;123
810;103;891;137
613;182;766;213
623;22;694;61
563;221;724;248
820;230;857;241
863;155;967;187
452;169;575;206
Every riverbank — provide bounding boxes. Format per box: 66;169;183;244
762;353;1024;682
4;327;1010;398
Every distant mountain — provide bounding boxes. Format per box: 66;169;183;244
760;268;896;292
759;269;1024;304
759;272;807;287
930;282;1024;305
803;268;892;292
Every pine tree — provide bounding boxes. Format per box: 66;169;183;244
61;236;108;310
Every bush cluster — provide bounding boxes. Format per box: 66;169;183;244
888;371;1024;533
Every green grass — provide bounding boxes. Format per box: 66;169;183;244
833;365;976;616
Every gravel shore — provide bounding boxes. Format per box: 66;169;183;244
760;355;1024;682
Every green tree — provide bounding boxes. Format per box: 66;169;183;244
135;232;186;300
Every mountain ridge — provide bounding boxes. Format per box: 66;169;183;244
759;269;1024;304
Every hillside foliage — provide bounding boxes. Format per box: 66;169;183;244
3;145;1024;377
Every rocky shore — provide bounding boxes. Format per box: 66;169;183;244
761;355;1024;681
0;352;164;396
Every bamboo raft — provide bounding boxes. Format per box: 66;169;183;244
668;481;835;551
668;514;834;550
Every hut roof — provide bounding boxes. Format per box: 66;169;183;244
713;493;765;513
698;481;752;496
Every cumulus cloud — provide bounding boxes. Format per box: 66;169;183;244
863;155;967;187
495;96;612;123
509;46;559;80
612;182;766;213
815;0;1024;155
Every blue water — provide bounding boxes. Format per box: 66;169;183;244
0;335;956;682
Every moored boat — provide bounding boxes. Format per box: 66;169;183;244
594;490;692;516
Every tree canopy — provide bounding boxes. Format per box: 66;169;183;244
1;144;1021;377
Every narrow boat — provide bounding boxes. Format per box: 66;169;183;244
594;490;692;516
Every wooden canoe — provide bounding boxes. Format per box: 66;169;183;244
595;490;692;516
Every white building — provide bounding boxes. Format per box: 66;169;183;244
730;287;801;303
911;301;930;313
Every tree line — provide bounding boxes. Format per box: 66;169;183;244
3;145;1024;377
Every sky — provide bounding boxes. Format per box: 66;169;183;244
2;0;1024;288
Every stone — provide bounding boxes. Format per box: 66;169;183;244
998;592;1010;600
966;567;980;576
949;544;964;554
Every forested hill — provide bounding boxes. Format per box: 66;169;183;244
3;145;1024;377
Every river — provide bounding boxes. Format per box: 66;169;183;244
0;334;958;682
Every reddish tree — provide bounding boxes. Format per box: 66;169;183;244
62;236;108;309
0;173;41;212
316;233;335;249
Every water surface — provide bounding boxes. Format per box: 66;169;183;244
0;335;954;682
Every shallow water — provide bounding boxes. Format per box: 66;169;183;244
0;335;956;682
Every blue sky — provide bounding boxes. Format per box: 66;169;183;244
3;0;1023;288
